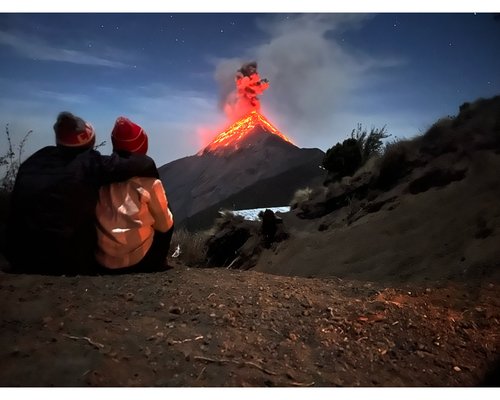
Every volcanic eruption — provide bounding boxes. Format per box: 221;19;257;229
158;61;325;230
202;61;293;155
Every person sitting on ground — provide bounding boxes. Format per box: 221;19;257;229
5;111;159;275
260;209;287;248
95;117;174;272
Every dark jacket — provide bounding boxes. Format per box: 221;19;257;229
5;145;159;274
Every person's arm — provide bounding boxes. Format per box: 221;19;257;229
96;151;159;184
147;179;174;233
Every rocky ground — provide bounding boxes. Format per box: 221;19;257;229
1;261;498;387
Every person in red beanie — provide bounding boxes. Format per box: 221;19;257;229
95;117;174;272
5;111;160;275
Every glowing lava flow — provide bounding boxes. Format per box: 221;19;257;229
204;111;292;154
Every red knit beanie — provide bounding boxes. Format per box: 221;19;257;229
54;111;96;148
111;117;148;155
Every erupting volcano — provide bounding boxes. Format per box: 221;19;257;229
158;61;325;230
202;61;292;155
202;111;293;154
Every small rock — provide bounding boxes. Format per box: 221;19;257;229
124;293;134;301
453;366;461;372
169;306;182;315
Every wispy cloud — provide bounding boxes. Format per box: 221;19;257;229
0;79;91;106
35;90;90;104
0;30;130;68
94;83;219;119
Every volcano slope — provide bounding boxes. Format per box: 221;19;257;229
158;111;325;231
1;96;499;387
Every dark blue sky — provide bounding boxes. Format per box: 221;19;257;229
1;12;499;166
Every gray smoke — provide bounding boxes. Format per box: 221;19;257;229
214;14;403;147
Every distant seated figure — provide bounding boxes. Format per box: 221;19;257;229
95;117;174;272
260;209;286;248
5;112;159;275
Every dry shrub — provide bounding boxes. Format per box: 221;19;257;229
290;187;313;209
322;138;362;179
375;138;417;190
322;124;390;182
1;125;33;192
420;96;500;155
290;186;327;210
350;155;380;180
418;117;458;156
422;117;454;143
169;227;210;267
452;96;500;151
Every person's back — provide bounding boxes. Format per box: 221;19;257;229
5;112;159;274
95;117;174;272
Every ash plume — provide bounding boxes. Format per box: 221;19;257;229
219;60;270;122
214;14;405;148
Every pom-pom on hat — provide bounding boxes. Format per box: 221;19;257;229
53;111;96;148
111;117;148;155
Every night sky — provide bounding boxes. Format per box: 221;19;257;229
1;11;499;167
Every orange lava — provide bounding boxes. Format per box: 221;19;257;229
204;111;292;153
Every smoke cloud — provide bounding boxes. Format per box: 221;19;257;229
214;14;403;149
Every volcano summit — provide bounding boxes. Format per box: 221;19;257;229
200;111;293;155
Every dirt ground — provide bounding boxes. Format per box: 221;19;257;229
1;260;498;387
